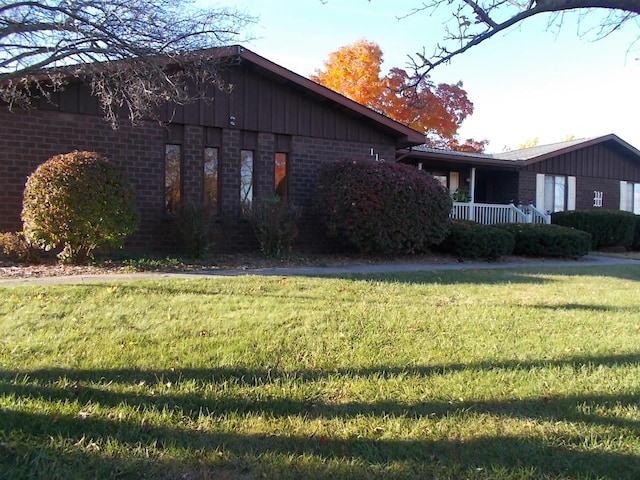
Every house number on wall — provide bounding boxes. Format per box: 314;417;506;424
593;191;603;207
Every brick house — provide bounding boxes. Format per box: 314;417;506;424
0;46;424;253
400;134;640;221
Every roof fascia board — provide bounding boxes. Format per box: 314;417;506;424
400;148;521;169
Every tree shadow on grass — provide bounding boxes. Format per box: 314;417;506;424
1;352;639;479
2;351;637;392
531;303;640;313
2;406;639;480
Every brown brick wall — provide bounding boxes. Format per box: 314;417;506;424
1;108;397;253
517;172;624;212
0;108;171;251
517;171;538;207
575;177;621;211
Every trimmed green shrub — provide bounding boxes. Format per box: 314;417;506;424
172;202;214;259
250;195;302;256
438;220;515;259
496;223;591;257
22;151;139;264
632;215;640;251
0;231;42;263
316;158;452;254
551;210;636;249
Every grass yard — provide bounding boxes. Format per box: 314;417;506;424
1;265;639;479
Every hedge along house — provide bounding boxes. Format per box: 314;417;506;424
399;134;640;224
0;46;424;253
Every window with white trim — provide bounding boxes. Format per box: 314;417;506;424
621;181;640;214
544;175;566;213
536;174;575;213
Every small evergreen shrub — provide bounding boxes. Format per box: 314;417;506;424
316;158;452;254
551;210;636;249
172;202;215;259
22;151;139;264
250;195;302;256
0;231;42;263
632;215;640;251
439;221;515;259
496;223;591;257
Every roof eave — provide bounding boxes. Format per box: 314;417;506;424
398;148;522;169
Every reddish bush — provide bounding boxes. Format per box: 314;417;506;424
316;158;452;253
22;151;139;264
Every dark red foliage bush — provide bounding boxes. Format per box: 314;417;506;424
316;158;452;253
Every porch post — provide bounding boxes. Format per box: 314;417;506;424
469;167;476;221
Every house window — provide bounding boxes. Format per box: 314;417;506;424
544;175;566;213
433;174;448;188
274;152;287;202
204;147;219;214
165;144;181;214
240;149;254;215
624;182;640;213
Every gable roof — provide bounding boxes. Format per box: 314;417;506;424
492;134;640;163
3;45;426;148
229;46;425;148
402;134;640;168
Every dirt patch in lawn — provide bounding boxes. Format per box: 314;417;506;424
0;250;527;279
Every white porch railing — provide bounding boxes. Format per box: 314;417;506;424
451;202;550;224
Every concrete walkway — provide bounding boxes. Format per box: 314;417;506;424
1;254;638;287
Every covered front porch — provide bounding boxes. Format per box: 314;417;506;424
397;146;551;225
450;166;550;224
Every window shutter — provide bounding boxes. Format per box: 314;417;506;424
535;174;545;210
449;172;459;194
620;181;628;211
567;176;576;210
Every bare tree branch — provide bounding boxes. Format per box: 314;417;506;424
401;0;640;76
1;0;255;126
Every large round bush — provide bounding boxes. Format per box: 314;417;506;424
316;158;452;253
22;151;139;264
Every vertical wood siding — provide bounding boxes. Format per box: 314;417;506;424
522;143;640;181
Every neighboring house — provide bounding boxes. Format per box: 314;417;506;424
399;134;640;223
0;46;424;252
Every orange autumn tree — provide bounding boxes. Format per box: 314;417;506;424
311;39;487;152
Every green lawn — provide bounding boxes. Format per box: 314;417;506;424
1;266;639;479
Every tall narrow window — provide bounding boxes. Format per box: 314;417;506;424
544;175;565;213
165;144;181;214
274;152;287;202
204;147;219;214
626;182;640;214
240;149;254;215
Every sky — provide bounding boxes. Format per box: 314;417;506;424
201;0;640;153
